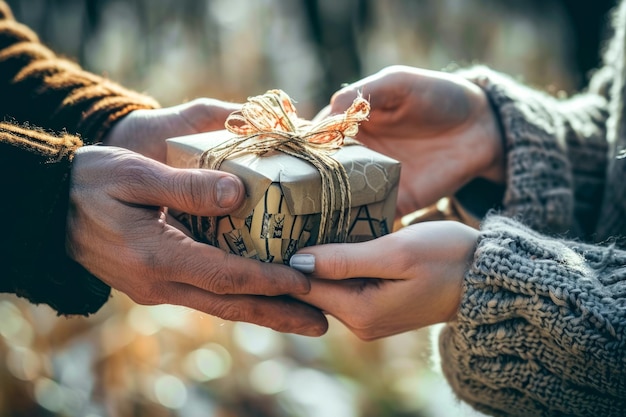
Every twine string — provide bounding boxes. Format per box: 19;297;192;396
196;89;370;247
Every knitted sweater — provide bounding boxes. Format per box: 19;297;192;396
440;2;626;416
0;1;158;315
1;1;624;414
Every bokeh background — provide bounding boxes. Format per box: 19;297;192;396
0;0;616;416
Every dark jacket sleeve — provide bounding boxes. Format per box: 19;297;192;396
0;123;112;315
0;1;159;315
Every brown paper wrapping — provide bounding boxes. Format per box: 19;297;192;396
166;129;400;264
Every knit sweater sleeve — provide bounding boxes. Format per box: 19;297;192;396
460;67;609;237
0;2;159;141
439;215;626;417
453;65;610;239
0;2;158;315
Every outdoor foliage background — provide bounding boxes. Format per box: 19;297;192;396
0;0;614;416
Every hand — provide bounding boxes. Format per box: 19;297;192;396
67;145;327;336
325;65;505;217
290;221;478;340
102;98;240;163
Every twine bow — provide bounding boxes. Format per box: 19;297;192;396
198;89;370;247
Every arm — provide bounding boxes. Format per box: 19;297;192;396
0;3;329;336
0;122;110;315
0;117;330;333
455;65;610;238
326;62;611;238
290;214;626;415
0;1;159;142
0;1;155;315
439;215;626;417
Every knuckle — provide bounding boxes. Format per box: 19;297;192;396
115;159;152;185
199;257;239;295
208;254;251;294
124;249;171;305
190;97;220;110
190;98;217;123
207;273;237;295
174;250;249;295
210;302;248;323
182;97;235;131
114;163;160;199
171;170;211;209
128;283;163;306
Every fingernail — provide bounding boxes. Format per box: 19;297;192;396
289;254;315;274
216;176;241;208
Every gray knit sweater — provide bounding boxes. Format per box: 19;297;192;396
439;3;626;416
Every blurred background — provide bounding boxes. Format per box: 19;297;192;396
0;0;616;416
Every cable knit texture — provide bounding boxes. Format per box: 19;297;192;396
454;67;609;239
0;1;159;315
440;2;626;415
440;216;626;416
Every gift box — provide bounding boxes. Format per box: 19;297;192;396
166;90;400;264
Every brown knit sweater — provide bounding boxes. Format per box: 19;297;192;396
0;1;158;315
440;2;626;416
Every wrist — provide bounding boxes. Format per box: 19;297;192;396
475;91;506;185
100;112;136;148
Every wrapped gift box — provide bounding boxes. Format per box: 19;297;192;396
167;130;400;263
166;130;400;264
166;101;400;264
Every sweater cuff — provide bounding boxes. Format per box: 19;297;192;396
1;123;110;315
456;66;574;234
439;215;626;416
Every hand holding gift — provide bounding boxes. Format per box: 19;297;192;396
167;89;401;264
289;65;506;339
290;220;479;340
68;100;330;336
320;65;504;217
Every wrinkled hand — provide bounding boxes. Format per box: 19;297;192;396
290;221;478;340
67;145;328;336
324;65;504;216
102;98;240;163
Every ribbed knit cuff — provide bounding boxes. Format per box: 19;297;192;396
439;215;626;417
0;12;160;145
455;66;575;234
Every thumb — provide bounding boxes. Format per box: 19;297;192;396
116;154;245;216
289;235;401;280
